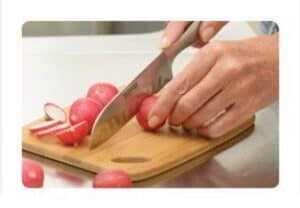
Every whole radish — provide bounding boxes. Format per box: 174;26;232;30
87;82;118;106
93;169;132;188
136;96;166;131
69;97;103;132
22;159;44;188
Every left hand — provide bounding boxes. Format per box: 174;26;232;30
148;34;279;138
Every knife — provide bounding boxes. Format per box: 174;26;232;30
90;21;201;149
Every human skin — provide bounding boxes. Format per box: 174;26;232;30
149;21;279;138
159;21;228;48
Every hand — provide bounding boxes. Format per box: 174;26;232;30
149;34;279;138
160;21;228;48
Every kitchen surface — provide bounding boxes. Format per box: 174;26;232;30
22;22;278;187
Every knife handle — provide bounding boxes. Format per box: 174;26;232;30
164;21;201;60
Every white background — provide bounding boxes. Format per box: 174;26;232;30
1;0;300;207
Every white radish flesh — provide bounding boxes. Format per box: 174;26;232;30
44;103;67;122
29;120;62;134
34;123;70;137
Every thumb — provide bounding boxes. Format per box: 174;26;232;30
160;21;192;48
199;21;228;42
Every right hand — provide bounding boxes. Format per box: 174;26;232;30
160;21;228;48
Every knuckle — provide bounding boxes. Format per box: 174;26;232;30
193;107;210;122
168;117;181;126
183;116;201;129
167;76;188;94
176;99;193;115
207;41;227;55
183;122;192;129
183;121;194;129
202;126;223;138
200;106;214;118
224;57;245;76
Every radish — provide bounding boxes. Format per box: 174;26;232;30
22;159;44;188
136;96;166;131
34;123;70;138
87;82;118;106
44;102;67;122
55;120;89;146
127;92;148;115
93;169;132;188
69;97;104;132
29;120;62;134
55;171;84;185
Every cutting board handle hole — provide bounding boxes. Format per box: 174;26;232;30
111;156;150;163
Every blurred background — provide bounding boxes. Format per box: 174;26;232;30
22;21;166;36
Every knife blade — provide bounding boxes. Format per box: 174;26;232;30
90;21;200;149
89;53;173;149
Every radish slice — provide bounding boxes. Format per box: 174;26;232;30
44;102;67;122
55;121;89;146
34;123;70;137
29;120;62;134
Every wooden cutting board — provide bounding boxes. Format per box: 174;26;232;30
22;111;255;182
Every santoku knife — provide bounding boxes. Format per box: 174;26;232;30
90;21;200;149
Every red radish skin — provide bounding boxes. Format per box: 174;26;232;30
55;121;89;146
87;82;118;106
93;169;132;188
44;102;67;122
34;123;70;138
69;97;103;132
55;127;74;145
22;159;44;188
127;92;148;115
136;96;166;131
29;120;62;134
71;120;90;142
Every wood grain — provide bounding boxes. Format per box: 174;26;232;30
22;111;255;182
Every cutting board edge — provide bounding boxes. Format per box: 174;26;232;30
127;117;255;181
22;116;255;182
134;125;255;186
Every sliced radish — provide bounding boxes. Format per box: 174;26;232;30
71;120;90;141
29;120;62;134
44;102;67;122
34;123;70;138
69;97;103;133
55;121;89;146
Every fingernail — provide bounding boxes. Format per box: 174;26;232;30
148;116;160;128
202;27;215;42
160;36;170;48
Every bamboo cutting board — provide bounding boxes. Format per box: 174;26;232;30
22;112;255;182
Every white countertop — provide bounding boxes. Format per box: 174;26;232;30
22;22;278;187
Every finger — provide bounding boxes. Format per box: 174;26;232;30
192;39;206;48
169;59;231;126
160;21;192;48
148;46;217;128
197;104;251;138
183;87;235;129
200;21;228;42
